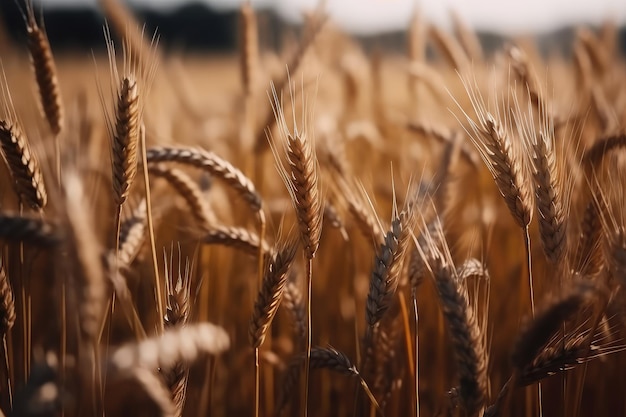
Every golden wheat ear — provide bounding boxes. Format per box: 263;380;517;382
0;120;48;210
248;236;298;348
19;0;64;137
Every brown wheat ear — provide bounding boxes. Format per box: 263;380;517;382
162;253;193;416
111;76;140;208
516;107;568;265
278;346;359;413
146;146;262;213
249;238;298;348
456;83;533;229
511;280;599;372
365;207;415;331
419;221;487;417
0;260;15;338
149;163;216;229
0;120;47;210
269;82;323;260
199;225;270;258
282;277;306;346
118;199;147;268
23;1;64;136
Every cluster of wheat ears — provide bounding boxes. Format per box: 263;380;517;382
0;0;624;416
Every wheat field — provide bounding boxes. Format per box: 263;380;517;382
0;0;625;416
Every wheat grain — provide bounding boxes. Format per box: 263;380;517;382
249;238;298;348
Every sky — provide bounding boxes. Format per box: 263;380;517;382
40;0;626;35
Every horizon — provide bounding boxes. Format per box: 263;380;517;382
36;0;626;36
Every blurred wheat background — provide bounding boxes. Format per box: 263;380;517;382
0;0;624;416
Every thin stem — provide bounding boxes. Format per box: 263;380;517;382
304;257;312;417
399;293;414;376
254;347;260;417
3;336;12;409
523;226;540;417
257;210;266;289
523;226;535;316
55;133;61;187
413;292;420;417
141;125;164;333
60;277;66;417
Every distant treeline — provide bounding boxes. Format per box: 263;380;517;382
0;1;624;55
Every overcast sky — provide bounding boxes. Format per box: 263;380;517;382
40;0;626;35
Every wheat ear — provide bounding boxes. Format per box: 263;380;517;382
146;146;261;212
455;77;536;318
278;347;380;415
109;323;230;374
268;79;324;417
199;225;270;257
162;253;193;416
118;199;147;268
0;212;59;247
583;133;626;169
0;261;15;338
428;24;470;72
282;277;306;347
0;121;47;210
418;221;487;417
508;45;548;114
249;238;298;348
149;163;216;229
22;1;64;136
406;121;480;168
365;208;414;332
450;10;483;62
64;173;106;347
456;85;532;229
516;102;568;265
249;237;298;417
511;280;598;372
